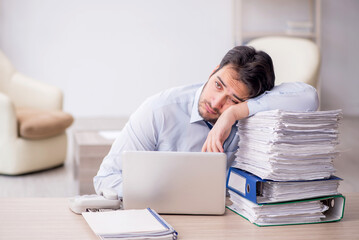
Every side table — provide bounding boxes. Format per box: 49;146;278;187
72;117;128;194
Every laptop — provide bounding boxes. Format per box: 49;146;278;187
122;151;227;215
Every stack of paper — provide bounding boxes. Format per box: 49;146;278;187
228;190;329;226
227;109;345;226
233;109;342;181
258;177;341;203
82;208;177;240
227;167;341;204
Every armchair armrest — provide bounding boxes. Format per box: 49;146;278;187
0;92;17;143
8;73;63;110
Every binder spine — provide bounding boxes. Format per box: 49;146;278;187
227;167;259;204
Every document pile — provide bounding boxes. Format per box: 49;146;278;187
228;189;339;226
227;109;346;226
82;208;177;240
233;109;342;181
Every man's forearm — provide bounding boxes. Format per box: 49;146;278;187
246;82;319;116
93;111;157;197
230;102;249;121
93;168;124;197
222;82;318;124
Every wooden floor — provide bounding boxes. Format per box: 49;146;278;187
0;116;358;197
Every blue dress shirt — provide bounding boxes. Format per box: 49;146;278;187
93;82;319;196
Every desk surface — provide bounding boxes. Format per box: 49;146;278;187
1;193;358;240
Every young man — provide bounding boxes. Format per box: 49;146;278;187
94;46;318;197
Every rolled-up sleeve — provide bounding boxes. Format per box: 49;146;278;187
247;82;319;116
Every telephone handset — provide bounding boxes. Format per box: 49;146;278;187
69;189;122;214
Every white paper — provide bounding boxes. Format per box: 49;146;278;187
257;179;340;203
98;130;122;140
234;109;342;181
82;209;166;236
228;190;329;225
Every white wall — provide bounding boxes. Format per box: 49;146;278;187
320;0;359;115
0;0;234;117
1;0;358;117
240;0;359;116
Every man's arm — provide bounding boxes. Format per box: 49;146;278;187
202;82;319;152
246;82;319;116
93;98;160;197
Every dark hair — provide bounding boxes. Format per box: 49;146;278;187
213;46;275;98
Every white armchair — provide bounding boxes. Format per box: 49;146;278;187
247;36;320;88
0;50;69;175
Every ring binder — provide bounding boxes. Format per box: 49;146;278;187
227;192;346;227
227;167;342;204
227;109;345;226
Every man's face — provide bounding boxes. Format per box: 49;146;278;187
198;65;250;124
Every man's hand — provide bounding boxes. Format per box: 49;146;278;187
201;102;249;152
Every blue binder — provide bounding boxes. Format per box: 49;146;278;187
226;167;342;204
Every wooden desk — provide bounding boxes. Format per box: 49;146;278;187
0;193;358;240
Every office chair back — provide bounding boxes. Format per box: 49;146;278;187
247;36;320;88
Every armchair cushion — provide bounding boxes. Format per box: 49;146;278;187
16;108;74;140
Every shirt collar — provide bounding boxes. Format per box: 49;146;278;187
190;83;206;124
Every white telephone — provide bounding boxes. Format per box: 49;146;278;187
68;189;122;214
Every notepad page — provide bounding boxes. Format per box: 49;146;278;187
82;209;166;236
